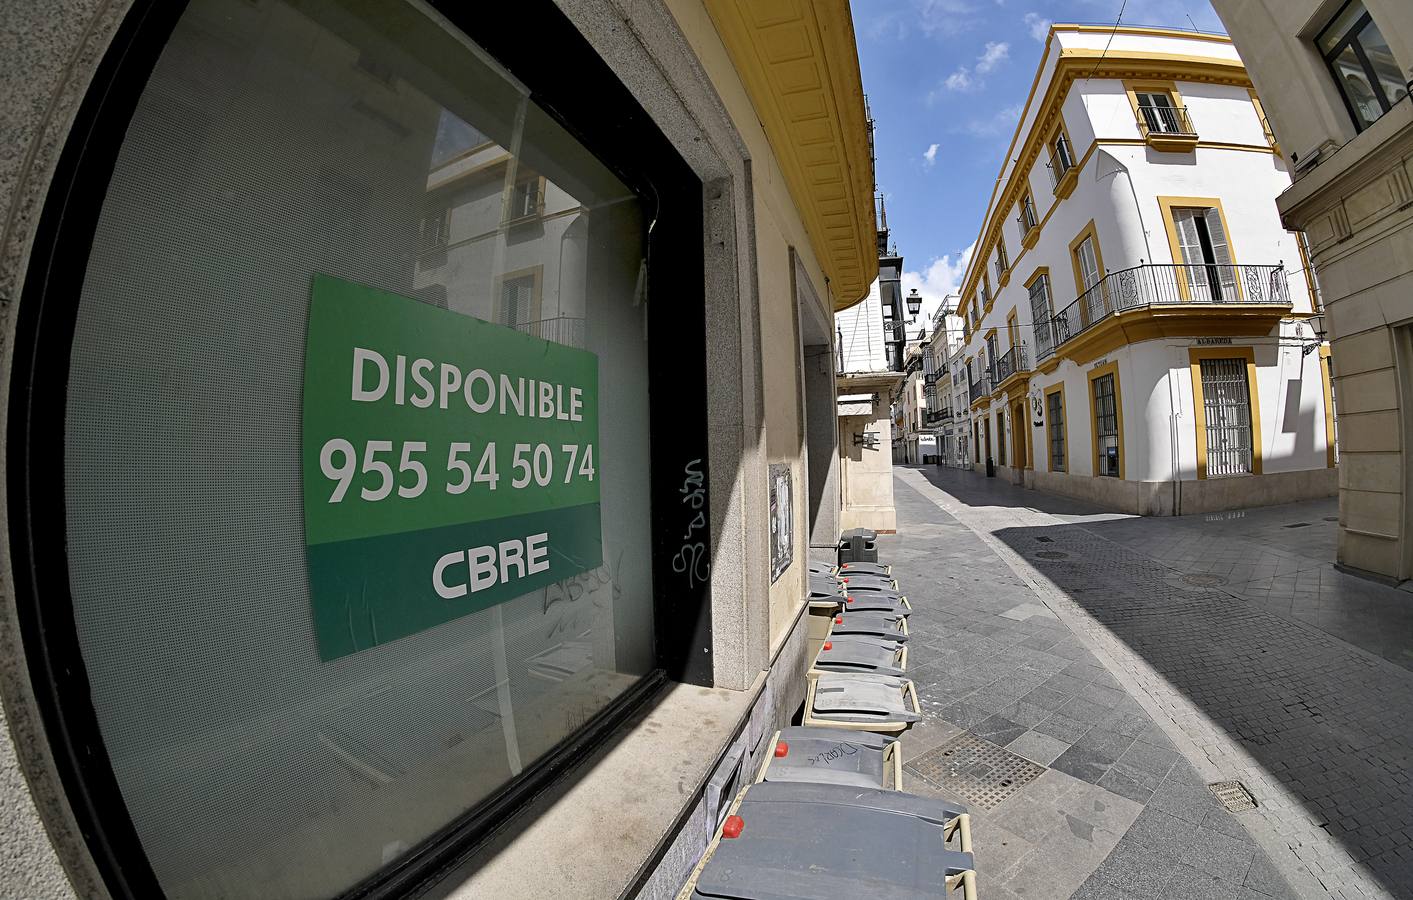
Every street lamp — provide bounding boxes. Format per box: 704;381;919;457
1300;313;1327;356
906;288;922;320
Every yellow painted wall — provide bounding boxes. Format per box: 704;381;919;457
665;0;838;648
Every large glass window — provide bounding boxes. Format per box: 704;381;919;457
1318;1;1409;132
58;1;654;897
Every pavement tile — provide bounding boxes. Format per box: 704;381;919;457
1006;729;1071;766
1051;746;1115;786
1097;765;1156;804
1115;738;1180;780
1122;806;1199;851
1177;823;1257;883
996;699;1051;728
1071;727;1138;763
1000;845;1101;900
973;714;1029;747
1033;711;1093;744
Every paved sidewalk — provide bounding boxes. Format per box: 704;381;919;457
893;465;1413;899
879;477;1299;900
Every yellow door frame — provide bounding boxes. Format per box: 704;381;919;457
1044;383;1068;473
1188;346;1263;479
1087;360;1126;480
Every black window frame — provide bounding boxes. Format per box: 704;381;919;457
6;1;715;899
1318;0;1409;133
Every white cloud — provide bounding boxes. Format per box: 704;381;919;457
930;39;1009;99
1023;12;1050;42
974;41;1009;74
913;0;977;38
902;242;976;327
944;69;974;92
958;103;1023;138
923;143;940;167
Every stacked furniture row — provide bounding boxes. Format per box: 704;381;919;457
676;529;979;899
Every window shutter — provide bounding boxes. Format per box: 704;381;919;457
1174;209;1205;266
1203;208;1233;266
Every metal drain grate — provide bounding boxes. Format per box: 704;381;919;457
909;733;1045;810
1283;522;1311;529
1181;573;1229;587
1209;780;1258;812
1035;550;1069;560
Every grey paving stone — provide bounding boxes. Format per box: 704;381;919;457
1006;729;1071;766
1020;685;1073;712
1242;849;1298;898
1097;765;1156;805
1071;727;1138;763
1033;711;1092;744
1122;806;1198;851
974;714;1029;747
1056;696;1115;726
1115;739;1180;780
1178;824;1257;884
1148;777;1226;825
1051;745;1114;786
996;699;1051;728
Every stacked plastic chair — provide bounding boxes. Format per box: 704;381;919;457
678;540;978;899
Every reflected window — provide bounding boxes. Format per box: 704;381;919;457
1317;1;1409;132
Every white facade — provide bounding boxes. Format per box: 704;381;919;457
953;25;1336;514
836;278;892;373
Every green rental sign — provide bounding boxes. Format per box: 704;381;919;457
302;275;601;661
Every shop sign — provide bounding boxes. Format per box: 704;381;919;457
302;276;601;660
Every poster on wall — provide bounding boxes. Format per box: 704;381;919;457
768;463;792;583
302;275;601;661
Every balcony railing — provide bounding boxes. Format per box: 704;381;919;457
1017;200;1038;234
1137;104;1196;139
992;343;1029;386
925;407;953;425
968;373;991;404
1047;135;1076;189
1041;263;1290;354
513;315;585;348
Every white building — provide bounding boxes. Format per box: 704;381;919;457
836;276;905;531
955;25;1334;515
921;300;965;464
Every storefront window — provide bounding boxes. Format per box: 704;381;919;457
60;0;653;896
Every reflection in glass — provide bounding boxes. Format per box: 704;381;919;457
61;0;655;897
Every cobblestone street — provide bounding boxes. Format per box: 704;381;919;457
882;467;1413;900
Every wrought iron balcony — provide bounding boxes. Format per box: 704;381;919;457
992;343;1029;386
1047;135;1076;190
968;372;991;404
1035;263;1291;359
513;315;586;348
924;407;953;425
1137;104;1196;140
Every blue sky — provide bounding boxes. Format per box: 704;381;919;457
850;0;1227;324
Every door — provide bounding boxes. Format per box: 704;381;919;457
1136;90;1179;133
1092;373;1120;477
1075;236;1106;322
1200;357;1254;476
1174;207;1237;303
